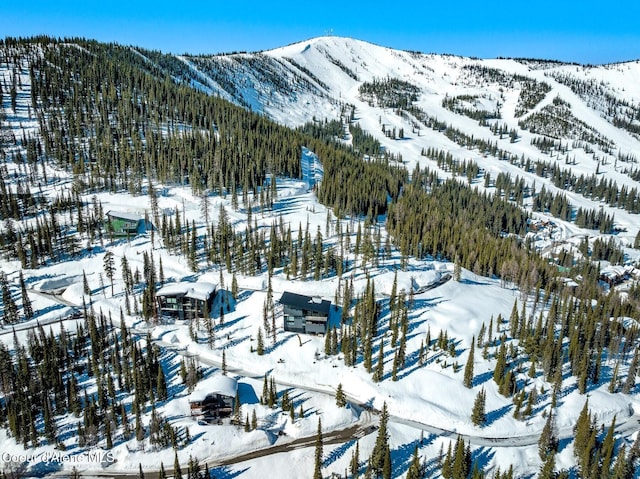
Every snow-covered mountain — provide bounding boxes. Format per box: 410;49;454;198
3;35;640;479
183;35;640;149
174;36;640;240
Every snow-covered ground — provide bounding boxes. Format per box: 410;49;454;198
2;36;640;478
1;177;638;478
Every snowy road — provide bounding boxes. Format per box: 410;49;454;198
33;296;640;477
151;332;640;452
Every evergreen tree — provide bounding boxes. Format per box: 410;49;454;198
256;327;264;355
231;273;238;300
373;338;384;382
350;441;360;478
370;402;390;475
406;446;423;479
313;417;323;479
83;269;91;296
538;452;556;479
0;273;18;324
611;444;631;479
156;365;168;401
382;446;392;479
103;251;116;296
464;336;475;388
622;348;638;394
573;399;591;460
173;452;183;479
538;410;557;460
471;388;486;426
451;436;471;479
19;272;33;319
251;409;258;430
493;342;507;386
600;416;616;478
442;442;453;479
335;383;346;407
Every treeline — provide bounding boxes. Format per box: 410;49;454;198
386;164;551;289
442;94;501;121
0;37;406;263
358;77;419;109
549;70;640;141
408;101;633;224
527;156;640;216
0;309;187;449
518;97;613;152
514;79;551;117
420;146;618;235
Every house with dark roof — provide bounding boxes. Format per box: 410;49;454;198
279;291;331;335
156;281;217;321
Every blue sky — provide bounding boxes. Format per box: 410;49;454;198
4;0;639;64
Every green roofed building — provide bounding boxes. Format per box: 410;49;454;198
105;211;149;237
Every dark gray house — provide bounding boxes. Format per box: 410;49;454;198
279;291;331;335
156;281;217;321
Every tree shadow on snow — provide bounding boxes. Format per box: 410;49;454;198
471;447;495;473
485;404;512;427
390;438;434;478
207;466;249;479
322;439;356;468
473;370;494;387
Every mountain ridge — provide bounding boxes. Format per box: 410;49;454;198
174;35;640;227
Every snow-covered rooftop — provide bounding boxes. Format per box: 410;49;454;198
106;210;144;222
156;281;217;301
188;375;238;402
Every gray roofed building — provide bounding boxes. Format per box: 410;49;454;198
279;291;331;335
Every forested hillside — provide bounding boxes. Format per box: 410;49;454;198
1;35;640;479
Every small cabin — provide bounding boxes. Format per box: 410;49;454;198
105;211;149;237
188;375;238;423
279;291;331;335
156;281;216;321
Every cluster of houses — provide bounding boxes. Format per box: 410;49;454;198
106;211;334;333
155;280;332;335
599;264;639;287
110;207;334;425
159;283;331;424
